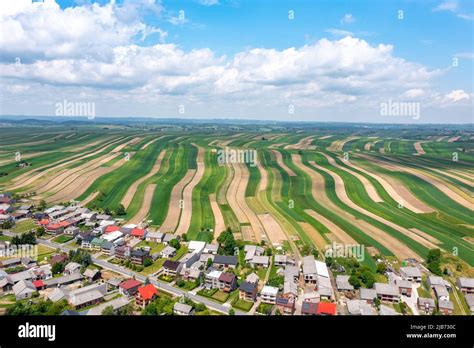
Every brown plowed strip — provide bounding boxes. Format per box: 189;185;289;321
226;162;249;224
121;150;166;209
112;137;142;153
308;160;425;257
409;228;442;245
256;161;268;192
272;150;296;176
304;209;357;245
232;162;264;242
159;169;196;233
9;136;125;190
241;226;254;241
448;169;474;181
297;222;328;250
359;154;473;210
414;142;426;155
81;191;99;206
175;145;206;235
257;213;287;246
210;194;226;242
141;136;164;150
448;136;461;143
347;158;434;214
327;136;360;152
128;184;157;224
34;152;119;196
46;158;127;203
318;152;383;203
292;153;418;260
284;136;315;150
430;168;473;187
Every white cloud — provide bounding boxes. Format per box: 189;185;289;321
198;0;220;6
454;52;474;59
445;89;470;102
340;13;355;24
325;29;354;37
0;0;469;123
433;1;473;20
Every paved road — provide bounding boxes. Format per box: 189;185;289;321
3;231;246;315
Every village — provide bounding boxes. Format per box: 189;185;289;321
0;191;473;316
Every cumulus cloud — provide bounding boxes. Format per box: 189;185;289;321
433;0;473;20
445;89;470;102
0;0;468;122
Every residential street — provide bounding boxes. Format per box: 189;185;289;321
3;231;246;315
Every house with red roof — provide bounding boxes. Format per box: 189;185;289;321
104;225;120;234
32;280;45;290
135;284;158;308
118;279;141;297
131;228;146;239
317;302;337;316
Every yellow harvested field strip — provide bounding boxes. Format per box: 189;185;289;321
349;156;435;213
318;135;332;139
327;136;360;152
256;161;268;192
362;155;473;210
121;150;167;209
304;209;357;245
292;154;418;260
175;146;206;235
140;136;164;150
159;169;196;233
9;136;125;190
210;194;226;242
272;150;296;176
297;222;328;250
80;191;99;206
309;160;426;258
318;152;383;203
284;136;315;150
45;157;127;203
430;168;473;187
414;142;426;155
257;213;287;246
128;184;157;224
225;162;249;224
409;228;442;245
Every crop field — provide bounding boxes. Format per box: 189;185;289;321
0;123;472;268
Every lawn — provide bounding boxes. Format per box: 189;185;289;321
136;241;165;254
0;235;11;241
12;219;37;233
232;298;254;312
141;258;166;275
256;303;274;315
36;245;56;261
53;235;74;244
211;290;230;303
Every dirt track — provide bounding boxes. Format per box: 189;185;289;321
129;184;157;224
121;150;166;209
175;145;206;235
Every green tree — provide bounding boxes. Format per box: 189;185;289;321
52;262;65;275
376;262;387;274
217;229;236;255
228;309;235;316
169;238;181;250
143;258;153;267
102;305;115;315
115;204;126;216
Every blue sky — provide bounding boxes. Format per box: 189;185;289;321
1;0;472;123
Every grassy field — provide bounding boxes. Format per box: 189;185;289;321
0;123;472;271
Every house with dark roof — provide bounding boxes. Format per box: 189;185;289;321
457;277;474;294
119;279;141;297
162;260;182;277
218;272;237;293
83;268;100;281
301;301;318;315
212;255;238;269
417;297;436;314
130;249;150;265
239;281;257;302
276;297;296;315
